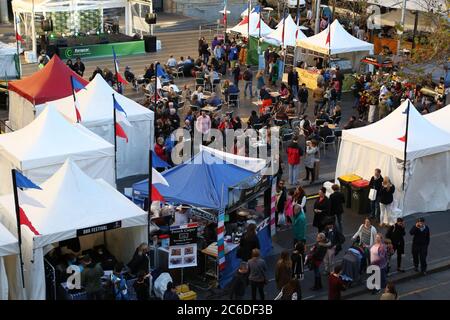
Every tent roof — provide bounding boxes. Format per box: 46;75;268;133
375;9;438;32
0;159;147;249
133;149;258;209
263;15;307;47
0;106;114;170
228;12;273;37
297;19;374;55
342;100;450;160
347;0;447;13
0;222;18;257
424;104;450;133
8;55;88;105
44;74;153;125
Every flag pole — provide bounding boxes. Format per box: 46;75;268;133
154;62;159;105
13;13;22;79
112;94;118;184
112;47;121;93
147;148;153;297
402;100;410;191
11;169;25;289
247;0;251;56
70;76;79;123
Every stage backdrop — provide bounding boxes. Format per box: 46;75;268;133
59;40;145;59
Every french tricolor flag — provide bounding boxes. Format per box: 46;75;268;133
151;168;169;202
13;170;42;236
113;94;131;143
112;47;128;85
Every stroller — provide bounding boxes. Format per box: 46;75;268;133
341;243;366;286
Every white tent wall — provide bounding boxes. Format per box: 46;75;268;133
105;226;147;266
8;91;37;131
335;140;450;216
0;221;22;300
4;255;26;300
0;257;8;299
0;153;115;195
83;119;152;179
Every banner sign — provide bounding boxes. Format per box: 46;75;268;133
76;221;121;236
227;174;271;212
169;224;198;269
59;40;145;59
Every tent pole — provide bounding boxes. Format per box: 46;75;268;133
11;169;25;289
411;11;419;50
314;0;321;35
147;148;153;298
397;0;407;55
112;94;118;185
402;100;410;192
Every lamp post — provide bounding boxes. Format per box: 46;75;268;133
314;0;321;35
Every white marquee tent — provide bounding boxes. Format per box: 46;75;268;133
0;222;20;300
0;159;148;300
43;74;154;179
336;100;450;216
0;106;115;195
297;19;374;55
348;0;447;12
228;12;273;37
374;9;439;32
424;104;450;133
263;14;307;47
0;42;20;79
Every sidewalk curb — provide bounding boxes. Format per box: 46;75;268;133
343;260;450;300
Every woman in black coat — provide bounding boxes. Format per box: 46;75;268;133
385;218;406;272
313;187;331;233
237;224;260;262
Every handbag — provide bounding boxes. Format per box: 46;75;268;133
368;188;377;201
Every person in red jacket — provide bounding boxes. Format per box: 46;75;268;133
154;137;168;162
328;264;347;300
286;137;303;186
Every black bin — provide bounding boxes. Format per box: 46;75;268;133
350;180;370;215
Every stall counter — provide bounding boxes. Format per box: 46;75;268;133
296;67;321;90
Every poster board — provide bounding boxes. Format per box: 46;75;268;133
168;223;198;269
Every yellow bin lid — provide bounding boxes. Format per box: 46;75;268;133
338;174;362;183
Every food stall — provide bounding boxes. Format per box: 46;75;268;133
296;19;374;89
132;146;273;288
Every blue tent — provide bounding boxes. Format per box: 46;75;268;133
152;150;170;168
133;150;256;209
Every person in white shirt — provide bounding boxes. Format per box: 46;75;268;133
195;110;211;134
191;86;204;101
167;55;177;68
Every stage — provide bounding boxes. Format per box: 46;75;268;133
44;34;146;59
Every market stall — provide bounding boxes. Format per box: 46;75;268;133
228;11;273;37
44;73;154;179
132;146;272;288
336;99;450;216
0;106;115;195
296;19;374;89
0;41;20;79
0;222;21;300
0;159;148;300
263;14;307;48
7;55;88;130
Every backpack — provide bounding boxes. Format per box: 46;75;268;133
243;70;251;81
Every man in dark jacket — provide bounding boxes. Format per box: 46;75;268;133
329;184;345;232
287;68;299;99
410;218;430;275
73;57;86;77
81;254;104;300
286;138;303;185
229;262;249;300
369;168;383;221
323;223;344;275
386;217;406;272
298;83;309;115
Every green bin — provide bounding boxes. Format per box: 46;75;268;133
351;179;370;215
338;174;362;209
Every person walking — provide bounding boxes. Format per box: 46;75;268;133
352;218;378;248
248;249;268;300
329;184;345;233
313;83;325;116
313;187;330;233
379;177;395;227
308;233;330;291
304;140;318;184
237;223;260;262
291;241;305;281
288;68;299;100
229;262;249;300
275;180;287;229
243;65;254;98
286;137;303;186
232;63;241;87
323;222;345;275
380;282;398;300
275;251;293;291
385;218;406;272
370;233;388;294
255;70;265;98
292;188;307;246
298;83;309;115
81;254;104;300
275;279;302;300
369;169;383;221
73;57;86;77
410;217;430;275
328;265;346;300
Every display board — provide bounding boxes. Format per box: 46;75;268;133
59;40;145;59
168;223;198;269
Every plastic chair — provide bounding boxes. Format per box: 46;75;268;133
320;135;337;156
229;93;240;108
